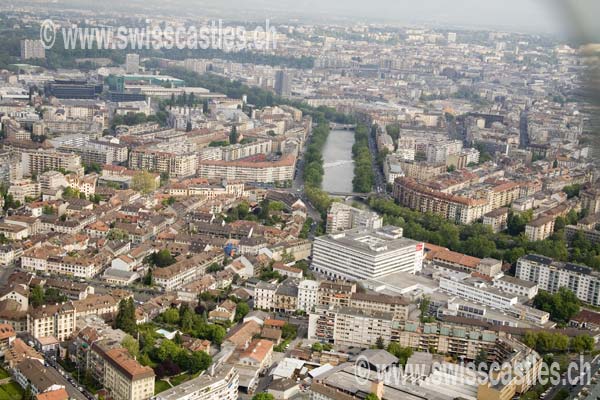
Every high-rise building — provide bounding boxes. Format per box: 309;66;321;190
20;40;45;60
274;70;291;97
125;53;140;74
312;226;424;281
447;32;457;43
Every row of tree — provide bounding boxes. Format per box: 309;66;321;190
352;124;375;193
367;197;600;269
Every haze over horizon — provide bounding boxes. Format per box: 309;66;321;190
11;0;600;41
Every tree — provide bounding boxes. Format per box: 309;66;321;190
570;335;594;353
121;335;140;359
151;249;176;268
229;125;239;144
365;394;380;400
23;385;33;400
533;288;580;324
115;298;137;335
235;302;250;322
474;349;488;366
131;171;157;194
282;323;297;341
375;336;385;350
30;285;45;308
187;351;212;373
386;342;413;366
107;228;129;241
156;340;181;362
311;342;323;352
252;394;274;400
419;297;431;322
163;308;181;325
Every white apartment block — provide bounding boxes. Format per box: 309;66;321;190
20;149;83;177
197;156;295;184
308;306;394;348
326;202;383;234
155;366;238;400
439;276;519;310
516;254;600;306
312;226;424;281
493;275;538;299
297;280;319;313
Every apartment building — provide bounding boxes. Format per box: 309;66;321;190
348;292;411;322
396;160;446;181
128;147;197;178
27;302;76;341
308;306;394;348
7;179;41;202
317;281;357;308
483;207;509;233
439;276;520;310
516;254;600;306
153;252;224;291
394;177;490;224
102;347;155;400
58;139;128;166
46;255;103;279
581;186;600;214
154;365;238;400
325;202;383;234
493;275;538;299
197;154;296;184
297;280;319;313
312;226;424;281
20;149;83;177
525;215;555;241
20;39;45;59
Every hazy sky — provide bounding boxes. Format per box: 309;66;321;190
20;0;600;40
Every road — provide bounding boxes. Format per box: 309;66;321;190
542;354;600;400
43;356;92;400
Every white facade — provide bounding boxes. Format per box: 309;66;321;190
155;366;238;400
439;276;520;310
297;280;319;313
312;227;424;281
515;254;600;306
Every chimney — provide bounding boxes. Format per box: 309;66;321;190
370;379;384;400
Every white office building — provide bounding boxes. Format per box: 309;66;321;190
312;226;424;281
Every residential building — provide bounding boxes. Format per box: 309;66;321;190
197;154;296;184
525;216;555;241
516;254;600;306
297;280;319;313
21;39;45;59
394;177;494;224
102;347;155;400
27;302;76;341
483;207;509;233
326;202;383;234
493;275;538;299
154;366;238;400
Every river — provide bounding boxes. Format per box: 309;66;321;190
322;129;355;193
